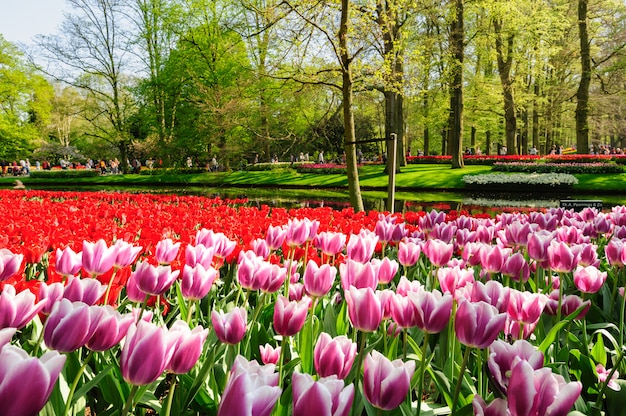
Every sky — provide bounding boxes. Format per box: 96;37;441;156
0;0;67;44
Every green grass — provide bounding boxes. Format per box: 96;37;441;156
0;164;624;194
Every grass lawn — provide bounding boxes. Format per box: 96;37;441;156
1;164;624;194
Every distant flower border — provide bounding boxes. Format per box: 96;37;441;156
462;172;579;188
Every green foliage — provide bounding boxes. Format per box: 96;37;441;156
29;169;100;179
492;162;624;174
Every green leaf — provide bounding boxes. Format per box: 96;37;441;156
72;363;114;405
590;333;606;366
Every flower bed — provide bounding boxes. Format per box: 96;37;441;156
462;172;579;192
492;162;623;174
1;189;625;416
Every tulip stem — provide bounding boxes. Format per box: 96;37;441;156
103;268;118;305
416;332;429;416
162;375;177;416
136;295;149;323
64;349;96;416
620;285;626;348
352;331;368;416
452;346;472;414
121;384;139;416
278;335;289;389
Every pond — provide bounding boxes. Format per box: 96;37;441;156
11;183;626;214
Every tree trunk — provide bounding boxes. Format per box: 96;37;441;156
493;18;517;155
340;0;364;211
448;0;464;169
576;0;591;154
533;80;540;152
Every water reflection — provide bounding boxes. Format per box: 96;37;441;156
8;184;625;213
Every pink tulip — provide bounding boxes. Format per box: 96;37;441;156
303;260;337;298
526;230;554;263
82;239;117;276
488;339;544;393
339;259;377;290
344;286;383;332
55;246;82;276
260;264;287;293
212;307;247;345
455;228;476;250
573;265;607;294
456;280;510;313
259;344;281;365
265;224;287;251
572;243;599;267
474;224;496;244
0;284;46;329
0;328;16;348
390;293;416;328
0;345;66;416
154;238;181;264
437;266;475;296
363;350;416;410
167;320;209;374
251;238;270;259
346;230;379;263
504;318;537;341
508;360;581;416
375;215;406;243
422;239;454;267
314;231;347;257
86;305;134;351
547;241;579;273
371;257;399;284
479;245;510;274
125;272;147;303
43;299;103;353
195;229;236;259
273;295;309;337
181;263;219;300
463;242;487;267
395;276;424;296
185;243;215;270
217;355;281;416
408;288;453;334
596;363;620;391
120;320;179;385
38;281;64;315
289;282;305;301
314;332;357;379
507;290;548;325
605;238;626;267
292;372;354;416
0;248;23;282
472;396;510;416
545;291;590;320
500;220;531;248
419;209;446;233
113;239;142;269
63;275;107;305
131;261;180;296
501;252;530;283
555;225;585;245
397;241;421;267
455;299;506;349
285;218;318;247
529;211;559;232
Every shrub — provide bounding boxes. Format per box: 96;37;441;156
29;169;100;179
294;163;348;174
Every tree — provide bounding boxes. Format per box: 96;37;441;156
0;35;52;160
36;0;137;171
448;0;464;168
